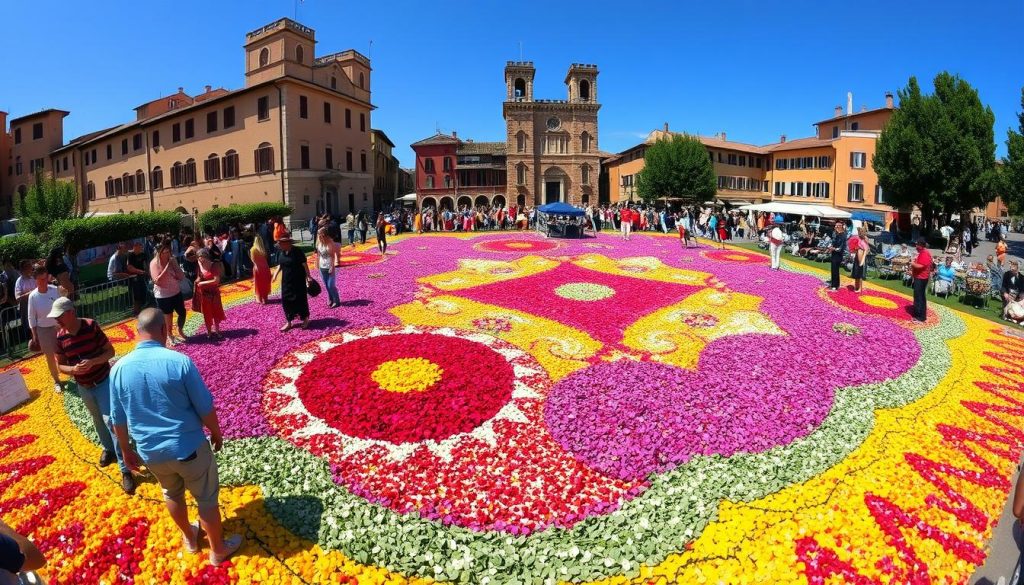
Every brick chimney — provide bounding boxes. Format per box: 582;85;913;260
452;130;457;139
205;85;212;93
720;132;726;141
885;92;894;109
663;122;669;132
834;106;843;117
780;134;787;143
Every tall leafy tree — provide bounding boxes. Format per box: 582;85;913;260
635;134;716;204
14;171;79;235
1005;87;1024;215
874;73;998;226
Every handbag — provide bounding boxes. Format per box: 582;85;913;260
191;281;203;312
306;278;321;298
179;278;194;300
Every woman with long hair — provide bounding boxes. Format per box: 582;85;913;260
375;213;389;257
316;228;342;308
195;249;225;340
852;226;870;293
150;240;187;345
250;234;272;304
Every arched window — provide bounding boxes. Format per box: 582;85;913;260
516;163;526;185
296;45;304;63
86;182;95;200
171;162;184;187
259;47;270;67
579;79;591;101
204;153;221;181
151;166;163;190
255;142;274;174
581;132;591;153
105;176;114;197
425;176;434;189
114;176;123;196
359;72;365;88
122;172;133;194
582;164;591;185
330;76;337;90
516;131;526;153
424;158;435;173
514;78;526;99
135;170;145;192
223;150;238;179
185;158;197;185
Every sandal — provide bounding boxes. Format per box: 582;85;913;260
184;522;205;554
299;319;310;330
280;322;293;332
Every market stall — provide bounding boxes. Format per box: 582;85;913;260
536;202;589;238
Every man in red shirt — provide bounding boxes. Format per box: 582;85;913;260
910;238;932;321
51;297;136;494
620;206;633;241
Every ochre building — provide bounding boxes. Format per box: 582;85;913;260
604;92;898;222
1;17;375;221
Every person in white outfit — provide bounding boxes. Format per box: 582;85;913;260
769;223;785;270
26;264;64;391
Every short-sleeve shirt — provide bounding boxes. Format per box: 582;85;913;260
0;532;24;575
55;318;111;386
913;249;933;280
109;340;215;464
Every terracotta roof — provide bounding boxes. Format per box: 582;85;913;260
10;108;70;125
763;136;835;152
411;132;460;147
645;129;769;154
371;128;395;148
812;106;893;127
51;126;122;154
457;141;505;155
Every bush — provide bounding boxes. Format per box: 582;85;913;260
198;203;292;234
0;233;44;264
47;212;183;253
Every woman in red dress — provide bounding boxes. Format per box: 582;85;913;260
195;248;226;339
250;234;272;304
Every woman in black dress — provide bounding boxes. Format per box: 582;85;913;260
271;235;312;331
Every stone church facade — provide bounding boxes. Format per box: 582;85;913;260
503;62;601;207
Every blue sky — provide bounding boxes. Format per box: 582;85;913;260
1;0;1020;166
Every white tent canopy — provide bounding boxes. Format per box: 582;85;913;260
397;193;418;202
738;202;851;219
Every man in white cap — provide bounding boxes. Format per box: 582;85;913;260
50;296;136;494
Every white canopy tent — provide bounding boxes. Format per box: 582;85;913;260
397;193;418;202
738;202;851;219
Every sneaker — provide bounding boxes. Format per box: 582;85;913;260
210;534;243;567
121;472;137;495
99;450;117;467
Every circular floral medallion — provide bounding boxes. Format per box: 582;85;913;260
554;282;616;301
261;325;640;533
702;249;769;264
474;238;560;253
822;287;935;325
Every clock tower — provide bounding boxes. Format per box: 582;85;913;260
504;62;600;207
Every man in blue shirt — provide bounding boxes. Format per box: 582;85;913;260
109;308;242;566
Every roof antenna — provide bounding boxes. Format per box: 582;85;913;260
368;39;373;59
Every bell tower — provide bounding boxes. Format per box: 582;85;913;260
504;61;535;102
565;63;598;103
244;18;316;86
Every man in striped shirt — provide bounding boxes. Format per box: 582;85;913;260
51;297;136;495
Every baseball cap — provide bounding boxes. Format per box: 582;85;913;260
46;297;75;319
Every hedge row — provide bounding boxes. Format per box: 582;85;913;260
198;203;292;234
0;234;44;264
47;212;183;253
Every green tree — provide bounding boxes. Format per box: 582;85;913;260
14;171;79;235
874;73;998;227
635;134;716;204
1005;87;1024;216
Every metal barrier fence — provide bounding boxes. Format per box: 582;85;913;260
1;277;139;361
